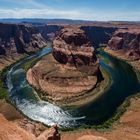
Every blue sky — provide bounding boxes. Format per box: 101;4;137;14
0;0;140;21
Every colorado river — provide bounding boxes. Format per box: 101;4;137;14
6;45;140;128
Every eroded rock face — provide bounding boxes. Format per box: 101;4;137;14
108;29;140;60
81;26;117;47
27;26;103;105
37;125;60;140
0;23;47;55
0;113;60;140
0;113;36;140
53;26;98;72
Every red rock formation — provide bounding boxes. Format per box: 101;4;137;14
0;113;60;140
108;29;140;60
53;26;99;74
0;23;47;56
0;113;36;140
37;125;60;140
27;26;103;105
81;26;117;47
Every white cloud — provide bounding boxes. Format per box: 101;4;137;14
0;0;140;21
0;8;139;21
0;0;139;21
0;8;94;20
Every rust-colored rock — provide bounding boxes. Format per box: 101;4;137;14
0;23;47;55
53;26;98;71
108;29;140;60
27;26;103;106
37;125;60;140
0;113;60;140
0;113;36;140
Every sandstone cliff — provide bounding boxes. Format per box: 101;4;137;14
81;26;117;47
0;23;47;56
0;113;60;140
27;26;103;106
107;29;140;60
35;24;63;41
53;26;99;72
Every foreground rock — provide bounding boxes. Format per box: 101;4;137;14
53;26;98;69
107;28;140;60
0;113;60;140
0;113;35;140
27;26;103;106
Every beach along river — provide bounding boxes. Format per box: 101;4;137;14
6;46;140;128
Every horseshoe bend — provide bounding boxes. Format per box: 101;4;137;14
26;26;106;106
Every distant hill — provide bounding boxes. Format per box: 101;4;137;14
0;18;96;25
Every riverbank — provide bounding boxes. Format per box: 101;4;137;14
0;47;59;139
104;48;140;82
61;49;140;140
26;53;111;108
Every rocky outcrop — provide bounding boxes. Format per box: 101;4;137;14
35;24;63;41
0;113;36;140
27;26;103;106
0;113;60;140
53;26;99;73
81;26;117;47
108;29;140;60
0;23;47;56
37;125;60;140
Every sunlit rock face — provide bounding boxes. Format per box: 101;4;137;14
53;26;99;74
108;29;140;60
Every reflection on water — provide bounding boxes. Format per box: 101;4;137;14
6;47;140;128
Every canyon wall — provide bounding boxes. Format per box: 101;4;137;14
35;24;63;41
27;26;103;105
81;26;117;47
107;29;140;60
0;23;47;56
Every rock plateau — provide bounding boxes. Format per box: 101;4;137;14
107;29;140;60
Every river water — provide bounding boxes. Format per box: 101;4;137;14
6;46;140;128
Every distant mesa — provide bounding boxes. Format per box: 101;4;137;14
107;28;140;60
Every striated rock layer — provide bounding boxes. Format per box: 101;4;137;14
0;113;60;140
0;23;47;56
107;29;140;60
53;26;98;69
27;26;103;105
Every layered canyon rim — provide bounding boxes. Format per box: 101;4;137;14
0;0;140;140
